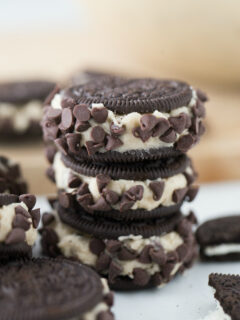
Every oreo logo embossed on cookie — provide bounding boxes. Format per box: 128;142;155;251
42;76;207;162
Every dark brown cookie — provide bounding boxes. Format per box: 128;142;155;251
196;215;240;261
0;156;27;195
0;258;115;320
0;80;55;104
209;273;240;320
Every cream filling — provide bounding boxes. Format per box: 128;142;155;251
0;202;37;246
53;152;189;211
204;244;240;257
53;213;183;278
0;100;42;132
51;89;197;152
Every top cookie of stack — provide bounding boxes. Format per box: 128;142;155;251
42;77;206;162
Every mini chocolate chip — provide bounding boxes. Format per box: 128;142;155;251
12;214;30;231
139;245;153;264
104;292;114;307
117;247;138;261
152;118;170;137
85;141;104;156
110;122;125;136
15;205;30;218
97;311;114;320
160;128;177;143
44;121;59;140
169;113;187;134
96;253;111;272
149;181;165;201
162;262;175;279
91;106;108;123
59;192;72;208
177;219;192;238
88;197;111;211
184;172;195;185
96;174;111;192
186;211;198;224
193;100;206;118
167;251;179;263
46;167;55;183
196;89;208;102
45;145;57;164
5;228;25;245
177;244;188;261
73;104;90;122
19;194;36;210
61;97;75;108
152;272;163;286
60;108;73;130
133;268;150;287
66;133;81;154
77;182;89;195
91;126;106;143
42;213;55;226
106;240;121;253
140;114;159;131
108;261;123;283
40;227;60;257
30;208;40;228
186;186;199;202
89;238;105;256
102;189;119;205
172;187;188;203
68;174;81;188
125;185;144;201
55;138;68;155
149;246;166;265
132;127;152;142
190;117;200;135
77;193;93;207
75;121;91;132
47;108;62;123
105;135;123;151
119;198;135;212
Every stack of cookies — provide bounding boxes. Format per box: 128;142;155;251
41;76;207;290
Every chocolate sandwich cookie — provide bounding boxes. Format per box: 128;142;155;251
0;155;27;194
196;215;240;261
40;205;198;290
208;273;240;320
0;80;55;140
42;76;207;162
47;151;198;220
0;193;40;261
0;258;114;320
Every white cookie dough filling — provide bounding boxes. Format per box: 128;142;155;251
0;100;42;132
53;152;190;211
51;88;198;153
0;202;37;246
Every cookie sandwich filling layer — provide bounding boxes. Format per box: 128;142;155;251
204;244;240;257
0;101;42;133
41;212;196;287
51;152;197;212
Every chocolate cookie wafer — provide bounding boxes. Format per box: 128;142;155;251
208;273;240;320
0;155;27;194
0;258;114;320
0;193;40;261
42;76;207;162
196;215;240;261
47;151;198;220
0;80;55;140
40;204;198;290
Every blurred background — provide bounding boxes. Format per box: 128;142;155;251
0;0;240;194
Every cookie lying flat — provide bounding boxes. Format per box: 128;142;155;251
0;155;27;194
0;258;114;320
47;151;198;220
196;216;240;261
0;193;40;261
0;80;55;140
40;205;197;290
42;76;207;162
207;273;240;320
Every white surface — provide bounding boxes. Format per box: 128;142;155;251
36;181;240;320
